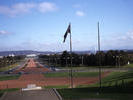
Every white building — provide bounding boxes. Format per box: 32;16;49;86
26;54;37;58
0;56;3;58
9;54;15;57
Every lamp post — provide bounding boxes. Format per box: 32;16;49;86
65;56;67;67
48;56;50;67
118;55;122;68
114;55;121;68
113;56;118;67
81;56;84;65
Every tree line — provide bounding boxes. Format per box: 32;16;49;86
0;55;25;68
39;50;131;67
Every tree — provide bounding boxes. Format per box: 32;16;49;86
60;51;70;66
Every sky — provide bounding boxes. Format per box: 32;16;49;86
0;0;133;51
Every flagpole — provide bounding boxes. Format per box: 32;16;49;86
69;23;73;88
98;22;102;89
63;23;73;88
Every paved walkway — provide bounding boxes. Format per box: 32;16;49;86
1;89;60;100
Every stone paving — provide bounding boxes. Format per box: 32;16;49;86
1;89;60;100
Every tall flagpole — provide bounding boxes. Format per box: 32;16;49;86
69;23;73;88
98;22;102;89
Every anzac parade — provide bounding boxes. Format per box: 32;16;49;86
0;0;133;100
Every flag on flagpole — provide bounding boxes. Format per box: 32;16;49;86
63;24;71;43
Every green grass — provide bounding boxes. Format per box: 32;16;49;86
44;85;69;89
0;88;19;97
57;66;115;70
87;71;133;88
0;63;19;72
123;63;133;68
58;87;133;100
0;75;20;81
102;71;133;87
44;72;69;77
75;70;133;88
44;72;99;78
59;67;90;70
74;72;99;77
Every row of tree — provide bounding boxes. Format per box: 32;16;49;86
0;55;25;68
39;50;131;67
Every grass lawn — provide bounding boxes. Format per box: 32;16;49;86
66;70;133;100
59;67;90;70
44;85;69;89
0;88;19;97
44;72;99;78
123;63;133;68
75;70;133;88
44;72;69;77
58;87;133;100
88;71;133;87
0;63;19;72
57;66;115;70
0;75;20;81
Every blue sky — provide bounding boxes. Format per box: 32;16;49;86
0;0;133;51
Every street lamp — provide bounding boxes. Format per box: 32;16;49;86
118;55;122;67
113;56;118;67
113;55;121;68
80;55;84;66
48;56;50;67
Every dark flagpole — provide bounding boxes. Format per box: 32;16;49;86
98;22;102;89
69;23;73;88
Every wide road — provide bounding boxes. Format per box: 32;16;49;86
0;58;111;100
0;58;110;89
13;58;50;74
1;89;60;100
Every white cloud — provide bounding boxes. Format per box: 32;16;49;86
101;30;133;50
12;3;35;13
0;2;57;17
0;30;10;35
76;11;85;17
0;3;35;17
38;2;57;13
73;4;81;8
126;30;133;40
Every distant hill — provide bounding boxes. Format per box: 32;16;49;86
0;49;132;56
0;50;53;56
0;50;92;56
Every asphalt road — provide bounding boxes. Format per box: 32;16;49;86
1;89;60;100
